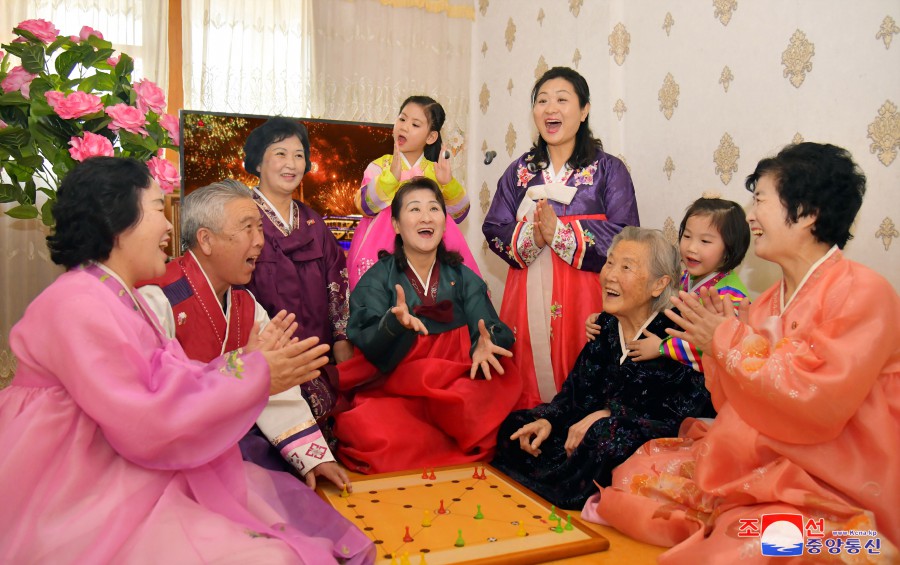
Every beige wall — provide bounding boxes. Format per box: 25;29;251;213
464;0;900;307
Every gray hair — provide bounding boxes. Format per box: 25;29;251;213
181;178;254;251
608;226;680;313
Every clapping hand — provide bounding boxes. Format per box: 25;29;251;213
262;336;331;395
435;145;452;186
246;310;297;353
391;284;428;335
389;140;403;180
665;287;744;354
470;319;513;380
533;199;558;248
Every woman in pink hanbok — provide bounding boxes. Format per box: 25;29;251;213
348;95;479;289
585;143;900;563
0;157;374;564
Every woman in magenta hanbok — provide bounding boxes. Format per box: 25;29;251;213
0;157;374;564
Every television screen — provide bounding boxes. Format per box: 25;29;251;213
179;110;394;219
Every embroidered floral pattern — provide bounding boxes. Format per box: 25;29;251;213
583;229;596;247
551;222;577;265
517;222;542;265
550;302;563;320
492;236;512;258
221;349;245;379
516;164;536;187
176;311;187;325
329;270;349;339
573;162;598;186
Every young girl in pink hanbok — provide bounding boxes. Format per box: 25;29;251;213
348;95;479;288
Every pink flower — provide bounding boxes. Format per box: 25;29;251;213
134;79;166;114
0;120;7;129
105;103;148;135
79;26;103;41
159;113;180;146
107;55;120;66
0;50;5;59
45;90;104;119
69;35;80;42
1;66;37;98
15;19;59;43
148;156;180;194
68;131;114;162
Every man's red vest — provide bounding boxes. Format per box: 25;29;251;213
140;253;255;363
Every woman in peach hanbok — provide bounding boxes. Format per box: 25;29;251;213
584;143;899;563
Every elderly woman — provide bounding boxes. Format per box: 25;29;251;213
491;227;714;510
334;177;525;474
483;66;639;407
589;143;900;562
0;158;373;563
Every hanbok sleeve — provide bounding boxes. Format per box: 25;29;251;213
357;155;399;216
458;267;514;357
707;270;900;444
438;176;469;223
483;158;538;269
659;336;704;372
256;387;336;475
321;224;350;342
346;267;417;374
14;285;269;470
547;157;639;272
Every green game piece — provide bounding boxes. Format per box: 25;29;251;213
548;505;558;521
474;504;484;520
565;515;574;530
554;517;563;534
454;529;465;547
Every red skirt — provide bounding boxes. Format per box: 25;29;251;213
333;327;523;474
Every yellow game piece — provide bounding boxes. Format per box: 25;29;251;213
400;551;411;565
389;555;398;565
422;510;432;527
339;484;350;498
516;522;527;537
419;552;428;565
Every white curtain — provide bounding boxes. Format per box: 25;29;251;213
0;0;169;388
181;0;315;116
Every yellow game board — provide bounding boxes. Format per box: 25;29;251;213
318;464;609;564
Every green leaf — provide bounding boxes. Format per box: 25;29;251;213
2;42;29;59
0;183;23;204
40;198;55;226
18;155;45;168
86;35;113;51
82;48;115;69
28;76;54;99
0;127;31;153
5;204;39;220
46;36;71;55
0;90;30;106
19;43;47;74
24;177;36;204
54;48;81;78
115;53;134;78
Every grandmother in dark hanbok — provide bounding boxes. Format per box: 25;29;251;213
492;227;715;510
334;177;527;474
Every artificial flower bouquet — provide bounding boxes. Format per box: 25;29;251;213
0;18;180;226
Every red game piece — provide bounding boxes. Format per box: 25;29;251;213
472;466;480;479
428;468;436;480
421;469;428;479
437;499;447;514
403;526;414;542
479;466;487;480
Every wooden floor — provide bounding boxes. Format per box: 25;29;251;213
340;469;666;564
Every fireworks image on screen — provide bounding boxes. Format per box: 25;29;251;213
180;111;394;218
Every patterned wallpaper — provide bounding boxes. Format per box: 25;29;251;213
463;0;900;305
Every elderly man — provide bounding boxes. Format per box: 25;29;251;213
139;179;350;490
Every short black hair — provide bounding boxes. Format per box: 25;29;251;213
530;66;603;170
243;117;312;176
745;142;866;249
679;197;750;272
380;176;462;270
47;157;152;268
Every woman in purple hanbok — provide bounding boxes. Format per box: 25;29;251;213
0;157;374;564
483;67;640;407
